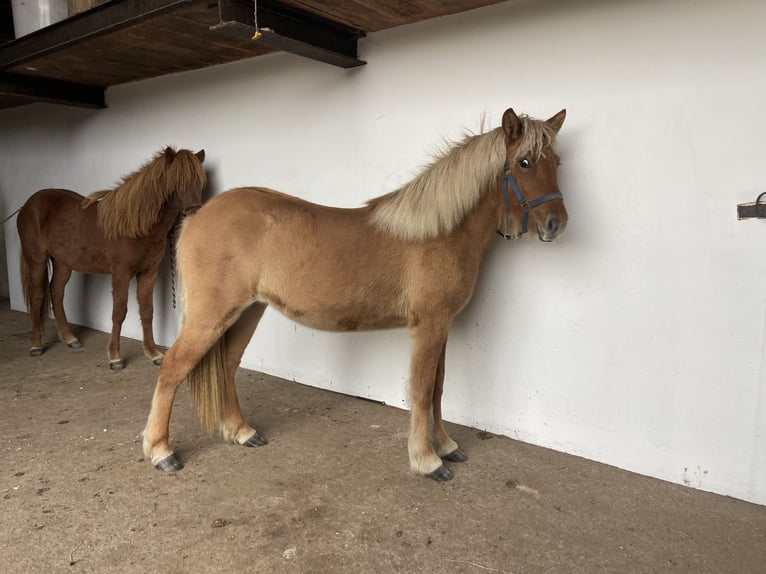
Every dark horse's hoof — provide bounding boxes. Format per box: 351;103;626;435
443;448;468;463
67;340;83;349
155;455;183;472
109;359;125;370
29;347;44;357
242;432;268;447
152;357;163;366
428;465;454;482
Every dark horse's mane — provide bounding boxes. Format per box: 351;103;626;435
82;147;207;239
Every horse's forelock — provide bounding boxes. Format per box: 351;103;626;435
514;115;558;162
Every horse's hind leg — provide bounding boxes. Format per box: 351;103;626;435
136;267;163;365
143;324;224;471
143;302;249;471
408;321;453;481
21;254;49;356
107;272;131;369
50;261;81;348
219;302;268;447
431;341;466;463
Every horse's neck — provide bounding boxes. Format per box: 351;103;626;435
455;179;503;252
150;201;182;240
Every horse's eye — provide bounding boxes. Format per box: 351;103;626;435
519;158;531;169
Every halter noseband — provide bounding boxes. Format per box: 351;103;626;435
500;159;563;237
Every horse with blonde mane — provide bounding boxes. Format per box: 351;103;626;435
143;108;567;480
16;147;206;369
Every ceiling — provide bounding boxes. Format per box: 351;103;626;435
0;0;506;110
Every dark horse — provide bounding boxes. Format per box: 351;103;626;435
16;147;206;369
142;109;567;480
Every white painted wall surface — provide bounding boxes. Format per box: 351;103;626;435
2;0;765;505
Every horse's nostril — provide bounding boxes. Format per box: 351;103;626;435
547;215;559;233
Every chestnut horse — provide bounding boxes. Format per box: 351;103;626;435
143;108;567;480
16;147;206;369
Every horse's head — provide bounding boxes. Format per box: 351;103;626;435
498;108;567;242
163;147;207;215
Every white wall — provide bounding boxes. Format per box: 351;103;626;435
2;0;765;505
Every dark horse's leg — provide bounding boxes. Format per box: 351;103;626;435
17;208;49;356
408;319;453;481
220;303;268;447
21;253;48;356
107;271;131;370
431;340;467;463
136;267;163;365
50;261;81;349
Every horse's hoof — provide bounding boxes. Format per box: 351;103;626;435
242;432;268;447
152;357;163;366
428;465;453;482
155;455;183;472
443;448;468;463
67;340;83;349
109;360;125;370
29;347;44;357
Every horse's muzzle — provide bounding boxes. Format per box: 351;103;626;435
537;213;566;242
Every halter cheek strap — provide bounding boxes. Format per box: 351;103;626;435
501;159;563;236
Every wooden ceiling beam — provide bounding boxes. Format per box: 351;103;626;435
213;0;365;69
0;71;105;108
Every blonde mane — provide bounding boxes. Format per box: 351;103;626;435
82;147;206;240
368;115;558;241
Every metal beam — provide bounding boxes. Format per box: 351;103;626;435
213;0;365;69
0;0;194;69
0;72;106;108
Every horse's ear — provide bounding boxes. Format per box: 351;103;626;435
546;109;566;133
195;149;205;163
164;147;176;163
502;108;522;140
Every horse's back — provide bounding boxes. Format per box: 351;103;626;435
178;187;412;331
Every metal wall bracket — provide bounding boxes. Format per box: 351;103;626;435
213;0;366;69
0;71;105;108
737;192;766;220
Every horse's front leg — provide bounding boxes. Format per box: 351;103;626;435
431;340;467;463
50;261;81;348
107;272;131;370
408;321;453;481
136;267;163;365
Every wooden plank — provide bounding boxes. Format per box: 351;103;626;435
6;4;272;86
0;0;197;68
280;0;508;32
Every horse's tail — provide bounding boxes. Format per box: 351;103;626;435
19;252;49;328
187;336;229;436
1;207;21;225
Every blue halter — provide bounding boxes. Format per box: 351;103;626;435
501;159;563;236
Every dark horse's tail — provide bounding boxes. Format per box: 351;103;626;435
19;252;50;333
2;207;22;225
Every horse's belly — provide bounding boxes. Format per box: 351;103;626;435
267;297;407;332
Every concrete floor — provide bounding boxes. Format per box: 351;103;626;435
1;298;764;573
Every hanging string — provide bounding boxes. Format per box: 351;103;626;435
252;0;262;40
